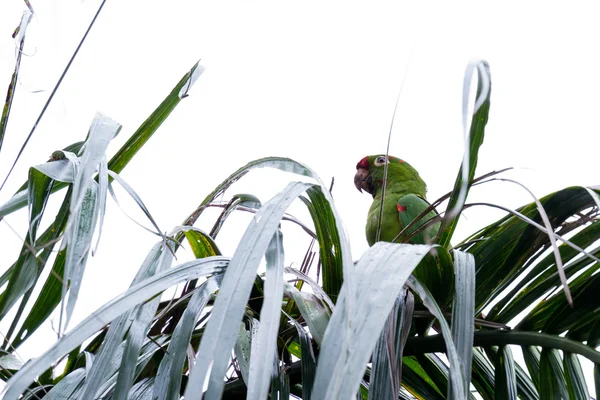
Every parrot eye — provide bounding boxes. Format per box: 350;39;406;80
374;156;388;166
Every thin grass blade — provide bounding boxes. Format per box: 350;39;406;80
369;289;413;400
183;182;312;399
0;164;59;322
93;157;109;254
78;239;174;399
583;186;600;211
284;283;330;345
107;170;162;236
415;353;452;399
405;330;600;364
8;249;65;350
60;181;98;335
563;352;590;400
107;62;205;175
401;357;445;400
492;177;573;304
595;363;599;400
522;346;541;392
450;250;475;398
210;194;261;238
179;158;354;333
587;319;600;398
233;318;259;386
516;265;600;335
438;60;491;247
0;170;54;333
44;368;85;400
486;345;537;400
300;187;344;302
470;348;495;399
0;60;204;219
0;0;108;193
284;267;334;310
462;187;600;313
406;275;466;399
514;362;539;400
60;113;121;334
69;113;121;219
184;158;316;223
112;296;161;400
287;314;316;400
0;157;75;341
5;189;72;349
154;276;221;400
129;378;154;400
490;222;600;324
275;367;290;400
1;256;228;399
247;229;285;399
96;337;167;398
494;346;517;400
311;242;434;399
26;168;54;242
539;348;568;400
0;10;33;153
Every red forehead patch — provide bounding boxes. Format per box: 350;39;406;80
356;157;369;170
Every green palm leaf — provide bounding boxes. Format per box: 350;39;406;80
2;44;600;400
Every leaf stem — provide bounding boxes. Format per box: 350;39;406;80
404;330;600;364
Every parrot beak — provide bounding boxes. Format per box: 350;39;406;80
354;167;374;194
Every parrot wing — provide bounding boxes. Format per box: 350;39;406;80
397;194;452;311
396;194;440;245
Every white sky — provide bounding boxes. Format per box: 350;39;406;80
0;0;599;389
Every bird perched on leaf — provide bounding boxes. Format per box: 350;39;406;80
354;154;440;246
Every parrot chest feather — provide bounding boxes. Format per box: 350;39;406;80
366;194;403;246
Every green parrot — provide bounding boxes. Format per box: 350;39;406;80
354;154;440;246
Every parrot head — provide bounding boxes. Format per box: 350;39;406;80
354;155;427;198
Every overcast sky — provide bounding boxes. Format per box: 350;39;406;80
1;0;599;383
